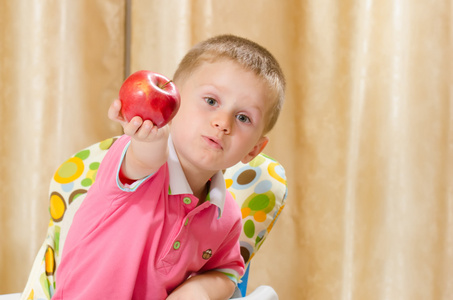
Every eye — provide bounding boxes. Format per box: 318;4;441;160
236;114;251;124
205;97;217;106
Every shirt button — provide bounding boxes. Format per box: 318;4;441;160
183;197;192;205
173;241;181;250
184;218;189;226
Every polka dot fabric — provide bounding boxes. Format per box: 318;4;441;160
21;137;288;300
21;137;118;300
224;154;287;269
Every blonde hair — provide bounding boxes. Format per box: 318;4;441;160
173;34;286;133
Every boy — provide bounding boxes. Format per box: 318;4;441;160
53;34;285;299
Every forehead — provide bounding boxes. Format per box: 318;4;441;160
193;60;272;102
194;59;257;83
189;59;270;92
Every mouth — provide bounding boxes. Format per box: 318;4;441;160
203;136;223;150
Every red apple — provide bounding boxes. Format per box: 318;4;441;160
119;70;181;128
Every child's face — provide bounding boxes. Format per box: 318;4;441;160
170;59;272;174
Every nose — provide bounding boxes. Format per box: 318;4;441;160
212;112;232;134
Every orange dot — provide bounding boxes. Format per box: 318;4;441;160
241;207;251;219
253;210;267;222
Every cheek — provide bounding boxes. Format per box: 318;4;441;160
238;132;264;152
171;104;201;133
178;97;201;116
176;107;197;126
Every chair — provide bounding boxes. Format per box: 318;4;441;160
14;136;287;300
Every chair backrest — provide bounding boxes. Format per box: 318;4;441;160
21;137;287;300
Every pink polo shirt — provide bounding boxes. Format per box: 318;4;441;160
53;135;244;299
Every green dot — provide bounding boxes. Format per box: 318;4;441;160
81;178;93;187
249;155;266;167
75;149;90;160
244;220;255;238
99;138;114;150
58;162;78;178
255;235;264;245
89;162;100;170
248;194;269;211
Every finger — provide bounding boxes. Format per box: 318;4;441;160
108;99;124;122
135;120;157;140
123;116;143;136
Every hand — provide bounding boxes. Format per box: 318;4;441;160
107;99;127;125
108;99;169;143
108;99;170;179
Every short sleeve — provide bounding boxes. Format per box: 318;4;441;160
114;139;154;192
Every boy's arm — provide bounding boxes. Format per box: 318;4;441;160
108;99;169;180
166;271;236;300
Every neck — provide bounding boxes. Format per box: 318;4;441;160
182;166;216;203
170;140;217;202
193;179;211;205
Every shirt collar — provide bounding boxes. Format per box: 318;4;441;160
167;136;226;216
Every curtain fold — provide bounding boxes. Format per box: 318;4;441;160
0;0;125;293
1;0;452;299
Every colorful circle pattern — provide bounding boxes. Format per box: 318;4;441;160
49;138;117;224
225;153;287;265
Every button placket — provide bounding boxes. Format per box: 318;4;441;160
172;199;192;254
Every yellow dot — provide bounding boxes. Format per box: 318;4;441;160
54;157;84;184
268;162;286;185
50;192;66;222
45;246;55;275
225;178;233;189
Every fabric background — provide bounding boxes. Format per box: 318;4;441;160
1;0;452;299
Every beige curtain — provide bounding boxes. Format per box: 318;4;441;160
1;0;452;299
0;0;125;293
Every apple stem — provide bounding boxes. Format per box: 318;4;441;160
160;80;173;89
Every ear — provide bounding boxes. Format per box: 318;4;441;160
241;136;269;164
